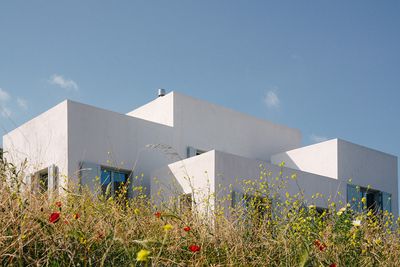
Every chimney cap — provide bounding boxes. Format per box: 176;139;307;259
158;88;166;97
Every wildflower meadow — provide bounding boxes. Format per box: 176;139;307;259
1;156;399;266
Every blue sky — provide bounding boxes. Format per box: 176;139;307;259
1;1;399;159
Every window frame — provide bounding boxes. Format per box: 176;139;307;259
347;184;392;213
100;167;130;197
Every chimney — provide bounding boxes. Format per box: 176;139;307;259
158;88;166;97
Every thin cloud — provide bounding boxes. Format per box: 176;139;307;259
1;107;12;118
0;88;11;102
17;97;28;110
310;134;328;143
264;90;280;109
49;74;79;91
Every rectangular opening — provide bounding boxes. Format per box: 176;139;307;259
38;170;48;193
232;191;272;220
187;146;207;158
347;184;392;213
100;167;130;197
316;207;328;215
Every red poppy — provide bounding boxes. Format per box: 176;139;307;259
154;212;161;218
49;212;60;223
329;264;337;267
73;213;80;219
55;201;62;208
183;226;191;232
314;239;326;251
188;244;201;252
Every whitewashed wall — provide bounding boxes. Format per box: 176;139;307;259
150;151;216;216
127;92;302;162
127;93;174;127
271;139;339;179
338;139;398;216
3;101;69;193
3;92;397;217
67;100;175;195
151;150;345;217
271;139;398;217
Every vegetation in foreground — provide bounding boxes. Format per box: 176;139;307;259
1;158;399;267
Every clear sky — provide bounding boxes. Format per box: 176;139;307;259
0;1;399;159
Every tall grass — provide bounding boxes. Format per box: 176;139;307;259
0;158;399;266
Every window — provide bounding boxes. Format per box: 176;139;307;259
31;165;58;194
187;146;206;158
382;192;392;213
232;191;271;220
316;207;328;215
347;184;391;213
100;168;129;197
38;171;48;193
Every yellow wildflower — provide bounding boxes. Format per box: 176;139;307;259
80;237;87;245
361;197;366;204
136;249;150;262
337;206;346;216
163;223;173;232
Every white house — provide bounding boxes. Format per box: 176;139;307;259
3;91;398;218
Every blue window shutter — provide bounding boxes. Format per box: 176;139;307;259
382;192;392;213
347;184;362;212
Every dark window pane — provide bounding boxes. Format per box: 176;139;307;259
113;172;126;183
39;172;48;193
101;170;111;185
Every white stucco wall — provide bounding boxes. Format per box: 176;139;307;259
127;92;174;127
3;92;303;197
214;151;345;216
3;92;397;217
271;139;398;217
151;150;345;217
150;151;216;215
66;100;176;195
271;139;339;179
172;92;302;162
337;139;398;216
3;101;69;192
127;91;302;164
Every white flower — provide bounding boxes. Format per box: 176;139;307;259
352;219;361;227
